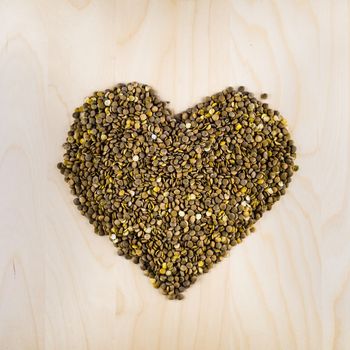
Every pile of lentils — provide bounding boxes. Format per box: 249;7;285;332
58;82;297;300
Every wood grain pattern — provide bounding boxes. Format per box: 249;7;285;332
0;0;349;349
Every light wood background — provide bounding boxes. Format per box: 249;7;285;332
1;0;349;349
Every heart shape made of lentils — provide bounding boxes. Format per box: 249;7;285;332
58;82;297;300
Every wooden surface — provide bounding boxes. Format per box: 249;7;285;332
1;1;349;349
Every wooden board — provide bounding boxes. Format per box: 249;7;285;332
1;1;349;349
